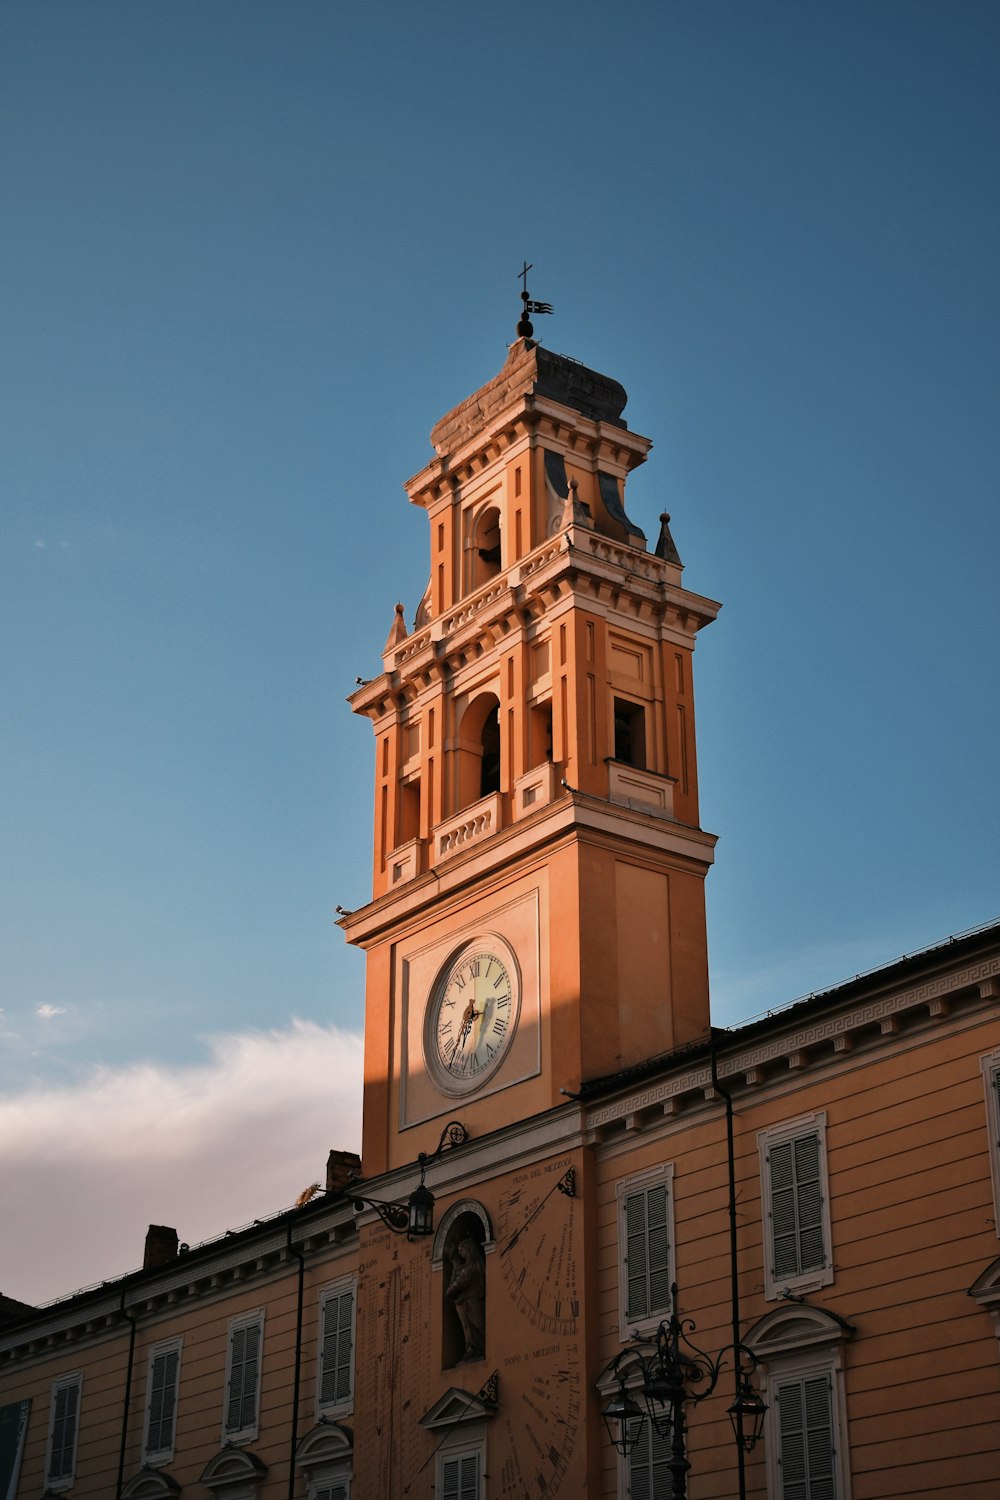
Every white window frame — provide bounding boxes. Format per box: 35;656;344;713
616;1162;675;1339
309;1479;351;1500
980;1051;1000;1236
45;1370;83;1491
316;1275;357;1418
760;1348;852;1500
758;1112;834;1302
222;1307;265;1444
142;1335;182;1465
437;1439;484;1500
621;1406;673;1500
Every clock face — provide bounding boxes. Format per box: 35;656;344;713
425;939;520;1095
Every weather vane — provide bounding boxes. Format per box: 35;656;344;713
516;262;553;340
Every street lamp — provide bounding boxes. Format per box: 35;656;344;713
599;1282;765;1499
351;1121;468;1241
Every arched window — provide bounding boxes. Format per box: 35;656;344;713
456;694;501;811
472;506;502;590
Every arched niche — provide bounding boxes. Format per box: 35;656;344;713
437;1205;490;1370
456;693;501;810
432;1200;494;1269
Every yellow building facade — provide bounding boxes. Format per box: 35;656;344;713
2;333;1000;1500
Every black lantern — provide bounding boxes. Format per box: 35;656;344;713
351;1121;468;1242
728;1374;768;1451
601;1380;645;1456
598;1284;766;1500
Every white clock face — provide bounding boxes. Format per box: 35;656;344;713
426;941;519;1094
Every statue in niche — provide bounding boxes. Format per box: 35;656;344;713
444;1235;486;1361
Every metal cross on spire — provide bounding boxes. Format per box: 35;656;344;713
516;262;553;341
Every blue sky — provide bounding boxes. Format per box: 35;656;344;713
2;1;998;1301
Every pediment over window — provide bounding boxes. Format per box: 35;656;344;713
199;1444;268;1496
121;1469;181;1498
419;1380;498;1430
969;1255;1000;1308
745;1301;855;1360
295;1419;353;1470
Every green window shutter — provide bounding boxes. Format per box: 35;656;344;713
226;1321;261;1432
147;1347;179;1453
769;1132;825;1279
777;1373;836;1500
320;1289;354;1406
48;1380;80;1481
627;1414;674;1498
441;1452;479;1500
624;1182;670;1322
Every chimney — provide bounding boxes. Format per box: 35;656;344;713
143;1224;179;1271
326;1149;362;1196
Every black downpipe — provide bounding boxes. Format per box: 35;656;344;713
287;1221;306;1500
711;1028;748;1500
116;1291;138;1499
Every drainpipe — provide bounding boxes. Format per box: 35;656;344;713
710;1028;748;1500
287;1220;306;1500
116;1290;138;1499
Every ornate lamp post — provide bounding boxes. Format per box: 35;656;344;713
351;1121;468;1241
599;1283;766;1499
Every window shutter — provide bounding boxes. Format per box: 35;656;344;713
441;1452;479;1500
321;1289;354;1406
770;1132;825;1278
227;1321;260;1432
777;1373;836;1500
147;1347;179;1453
49;1380;80;1481
627;1413;674;1499
625;1182;670;1322
313;1487;348;1500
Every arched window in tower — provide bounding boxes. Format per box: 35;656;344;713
479;706;501;798
456;694;502;811
472;506;502;591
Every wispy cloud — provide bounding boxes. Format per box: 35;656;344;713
0;1021;363;1306
36;1003;67;1019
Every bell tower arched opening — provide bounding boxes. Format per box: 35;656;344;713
456;693;501;812
472;505;502;591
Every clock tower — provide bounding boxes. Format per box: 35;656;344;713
340;331;720;1178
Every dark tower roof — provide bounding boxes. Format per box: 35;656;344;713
431;339;629;457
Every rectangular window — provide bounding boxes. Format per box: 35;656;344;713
441;1450;481;1500
318;1279;356;1413
759;1115;833;1301
617;1165;674;1336
613;696;646;769
144;1338;182;1462
775;1373;836;1499
224;1310;264;1441
311;1485;350;1500
627;1413;673;1498
46;1373;82;1488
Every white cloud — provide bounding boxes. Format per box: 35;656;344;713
36;1003;67;1019
0;1020;363;1306
34;539;46;548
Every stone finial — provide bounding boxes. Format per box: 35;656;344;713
654;512;682;565
561;477;592;531
384;602;408;651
